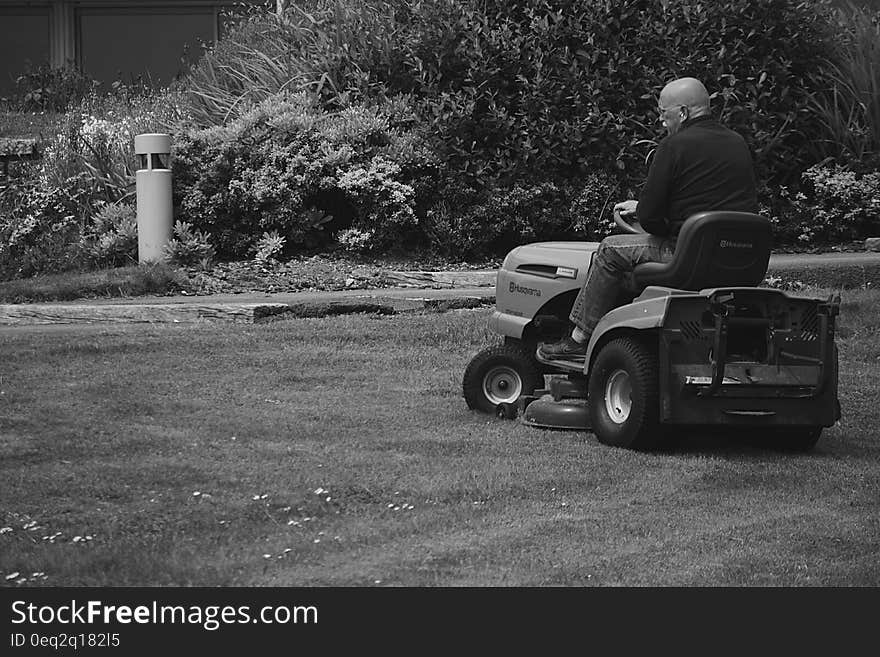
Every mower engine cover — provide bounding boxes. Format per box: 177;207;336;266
488;241;600;341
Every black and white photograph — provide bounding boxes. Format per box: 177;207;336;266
1;0;878;640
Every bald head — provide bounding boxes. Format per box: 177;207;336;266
657;77;711;135
660;77;710;117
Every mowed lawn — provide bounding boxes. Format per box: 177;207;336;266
1;290;878;587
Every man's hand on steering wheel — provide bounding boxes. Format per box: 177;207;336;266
612;200;645;234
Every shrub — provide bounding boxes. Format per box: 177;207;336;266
422;182;577;259
419;169;622;258
568;170;622;241
777;165;880;244
183;0;840;189
172;91;436;258
409;0;842;188
163;221;216;266
79;202;139;268
334;157;418;250
253;230;287;264
0;173;96;279
337;228;374;253
173;1;880;258
8;63;98;112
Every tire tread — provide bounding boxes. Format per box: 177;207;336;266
588;334;661;450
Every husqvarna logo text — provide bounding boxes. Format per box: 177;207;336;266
510;282;541;297
719;240;752;249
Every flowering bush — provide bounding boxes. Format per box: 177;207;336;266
771;165;880;245
40;87;177;203
40;112;135;204
172;92;436;258
337;228;375;253
335;157;417;251
0;173;96;278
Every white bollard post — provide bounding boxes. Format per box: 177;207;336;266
135;133;173;264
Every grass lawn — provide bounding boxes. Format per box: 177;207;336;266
1;290;878;586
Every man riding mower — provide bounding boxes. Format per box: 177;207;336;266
462;207;841;452
462;78;841;452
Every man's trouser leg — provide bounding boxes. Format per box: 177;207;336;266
569;233;675;337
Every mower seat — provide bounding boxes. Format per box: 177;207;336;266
632;211;772;290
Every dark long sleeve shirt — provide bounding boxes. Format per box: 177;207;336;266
637;116;758;237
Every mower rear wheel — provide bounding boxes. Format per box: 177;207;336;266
588;335;662;450
463;343;542;413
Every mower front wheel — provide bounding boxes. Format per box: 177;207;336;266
463;344;542;414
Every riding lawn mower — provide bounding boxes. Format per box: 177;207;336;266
462;210;841;451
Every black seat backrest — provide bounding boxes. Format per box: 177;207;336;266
632;211;772;290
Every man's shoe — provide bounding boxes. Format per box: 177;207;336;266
538;337;587;361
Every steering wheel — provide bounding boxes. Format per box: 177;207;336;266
613;208;646;235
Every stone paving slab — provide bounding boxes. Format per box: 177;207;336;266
0;291;496;326
385;270;497;288
0;302;291;325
